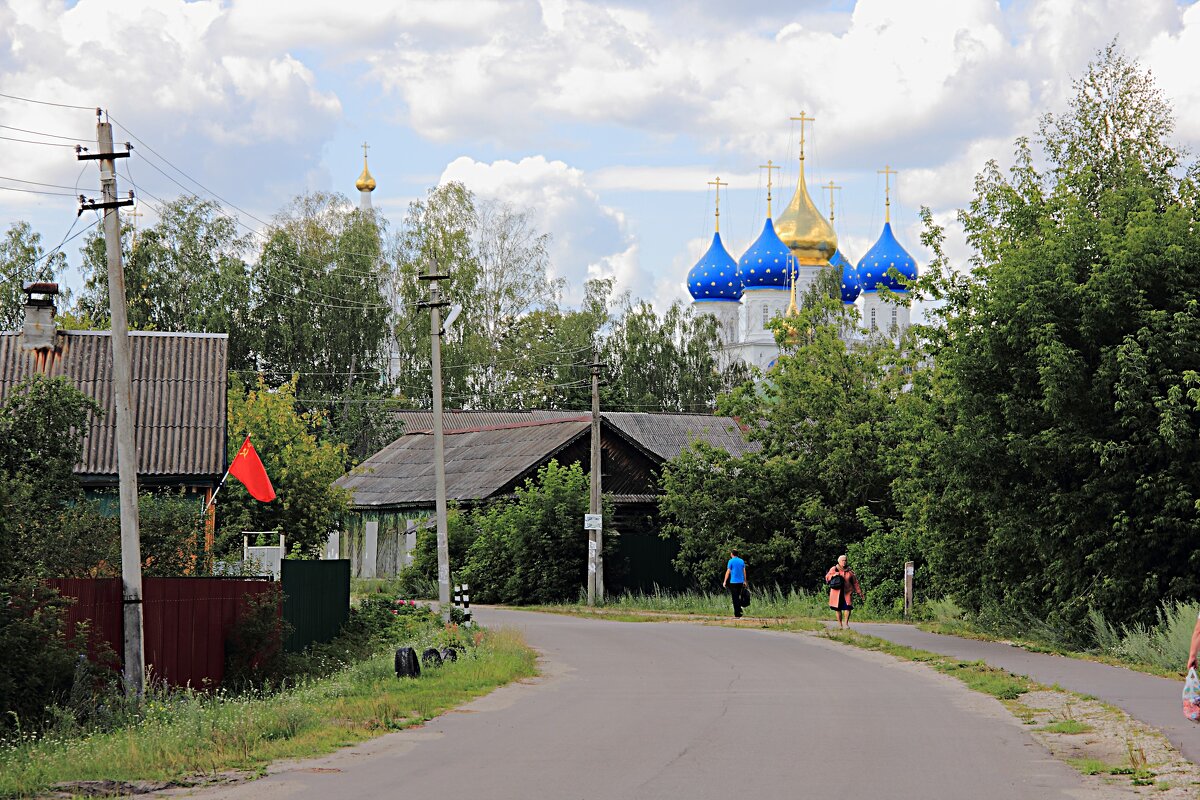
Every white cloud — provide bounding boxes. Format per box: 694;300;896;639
0;0;341;216
438;155;645;304
591;166;759;193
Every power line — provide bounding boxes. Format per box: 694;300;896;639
123;180;394;311
0;92;94;111
0;174;87;191
0;134;78;148
122;154;390;284
110;114;273;230
0;184;78;197
0;123;91;142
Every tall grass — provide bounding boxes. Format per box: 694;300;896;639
561;586;899;621
0;628;535;798
1088;601;1200;671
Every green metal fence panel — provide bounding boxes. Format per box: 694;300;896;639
281;559;351;653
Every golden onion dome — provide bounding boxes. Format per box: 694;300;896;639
355;156;376;193
775;159;837;265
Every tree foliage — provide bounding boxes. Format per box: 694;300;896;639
661;285;920;593
219;375;351;556
913;42;1200;633
459;460;614;604
0;222;67;330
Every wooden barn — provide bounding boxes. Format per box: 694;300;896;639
335;410;756;590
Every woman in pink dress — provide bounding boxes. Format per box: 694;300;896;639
826;555;864;630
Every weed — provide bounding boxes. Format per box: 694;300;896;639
1037;720;1093;734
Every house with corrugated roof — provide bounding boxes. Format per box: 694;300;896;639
0;284;227;511
335;409;757;590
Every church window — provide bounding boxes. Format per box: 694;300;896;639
762;304;769;329
891;308;897;330
870;308;877;331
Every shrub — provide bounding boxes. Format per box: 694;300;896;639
460;460;614;604
0;578;89;733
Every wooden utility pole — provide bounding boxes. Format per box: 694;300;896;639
79;111;142;696
419;260;452;618
587;354;604;604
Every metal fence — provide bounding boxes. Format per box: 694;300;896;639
47;576;277;688
281;559;350;652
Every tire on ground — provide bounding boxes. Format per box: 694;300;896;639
394;646;420;678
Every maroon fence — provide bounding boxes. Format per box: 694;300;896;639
46;577;277;688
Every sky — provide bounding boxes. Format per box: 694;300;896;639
3;0;1200;312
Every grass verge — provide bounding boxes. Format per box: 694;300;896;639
917;620;1182;679
0;628;535;799
823;629;1032;700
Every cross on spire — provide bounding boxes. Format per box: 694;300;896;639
824;180;842;224
708;176;728;232
790;112;815;163
127;205;145;246
759;160;780;217
361;141;370;160
878;165;897;223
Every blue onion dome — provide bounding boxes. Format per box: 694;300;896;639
687;231;741;301
856;222;917;293
831;249;860;304
738;218;794;289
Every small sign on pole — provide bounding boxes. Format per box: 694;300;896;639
584;513;602;531
903;561;915;619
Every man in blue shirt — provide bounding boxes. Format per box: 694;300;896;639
722;549;748;618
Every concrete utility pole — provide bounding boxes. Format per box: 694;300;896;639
587;354;604;604
419;260;452;619
79;111;143;696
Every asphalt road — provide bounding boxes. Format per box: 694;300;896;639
184;609;1128;800
855;622;1197;763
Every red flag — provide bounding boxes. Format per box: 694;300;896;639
228;436;276;502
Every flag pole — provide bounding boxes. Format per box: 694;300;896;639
204;468;231;515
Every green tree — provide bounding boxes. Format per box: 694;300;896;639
460;460;612;603
0;222;67;330
0;376;101;580
602;297;747;412
74;198;255;369
914;43;1200;632
219;375;351;556
252;192;397;458
661;282;919;592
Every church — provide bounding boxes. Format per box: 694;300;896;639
685;119;919;370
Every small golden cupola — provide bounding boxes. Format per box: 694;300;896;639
774;112;837;266
356;141;376;210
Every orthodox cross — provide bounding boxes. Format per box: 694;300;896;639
708;176;728;232
790;112;814;162
361;141;370;160
824;181;842;224
878;165;897;223
759;160;781;217
127;205;144;247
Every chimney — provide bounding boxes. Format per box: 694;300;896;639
21;281;59;351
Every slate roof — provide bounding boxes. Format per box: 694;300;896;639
602;412;755;461
0;330;228;482
339;416;591;508
341;410;756;510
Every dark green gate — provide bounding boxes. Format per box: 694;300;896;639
281;559;351;652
